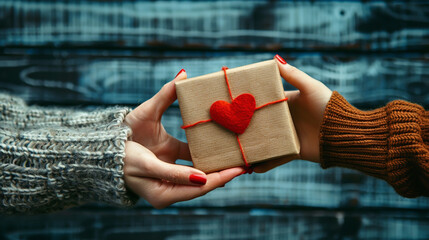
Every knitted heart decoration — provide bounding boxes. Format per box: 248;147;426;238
210;93;256;134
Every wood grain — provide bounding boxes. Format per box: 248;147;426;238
0;208;428;239
155;155;429;209
1;51;428;107
1;1;428;51
1;1;428;238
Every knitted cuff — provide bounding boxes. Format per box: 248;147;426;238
0;101;139;213
319;91;429;198
384;100;429;197
46;108;140;209
319;91;389;179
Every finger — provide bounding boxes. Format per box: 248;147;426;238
176;138;192;161
166;135;192;161
203;167;244;190
151;167;244;208
126;69;188;125
284;90;299;100
148;69;188;119
169;167;244;198
124;176;159;205
126;141;206;185
157;160;208;186
156;136;191;164
274;55;318;94
126;167;243;209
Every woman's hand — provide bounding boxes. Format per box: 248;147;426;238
124;70;243;208
253;55;332;173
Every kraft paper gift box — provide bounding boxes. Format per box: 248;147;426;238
176;59;300;173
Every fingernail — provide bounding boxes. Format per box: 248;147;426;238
275;54;287;65
189;174;207;185
175;69;186;78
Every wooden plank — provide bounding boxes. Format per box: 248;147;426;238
1;2;427;238
1;1;428;51
1;50;428;107
0;209;428;239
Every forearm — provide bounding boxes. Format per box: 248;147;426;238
0;94;139;214
319;91;429;198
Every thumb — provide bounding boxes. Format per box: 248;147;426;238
274;55;318;94
148;69;188;119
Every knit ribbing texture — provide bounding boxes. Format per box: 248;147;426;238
0;93;139;214
320;91;429;198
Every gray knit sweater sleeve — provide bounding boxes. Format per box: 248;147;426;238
0;93;139;214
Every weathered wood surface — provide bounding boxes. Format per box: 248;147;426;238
1;50;428;107
1;1;428;51
1;208;428;239
151;154;429;209
1;0;428;239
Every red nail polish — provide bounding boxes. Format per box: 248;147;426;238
189;174;207;185
175;69;186;78
275;54;287;65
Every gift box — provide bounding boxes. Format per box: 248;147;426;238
176;60;300;173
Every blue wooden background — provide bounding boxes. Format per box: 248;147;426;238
1;0;428;239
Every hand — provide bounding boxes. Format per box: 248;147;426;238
253;55;332;173
124;70;244;208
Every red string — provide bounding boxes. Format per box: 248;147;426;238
181;119;212;129
255;97;288;110
222;66;234;101
236;135;250;168
181;66;287;173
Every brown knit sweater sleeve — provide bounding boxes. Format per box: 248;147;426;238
319;91;429;198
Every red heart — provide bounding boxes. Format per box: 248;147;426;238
210;93;256;134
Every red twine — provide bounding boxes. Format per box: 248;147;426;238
222;66;234;101
181;66;288;173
